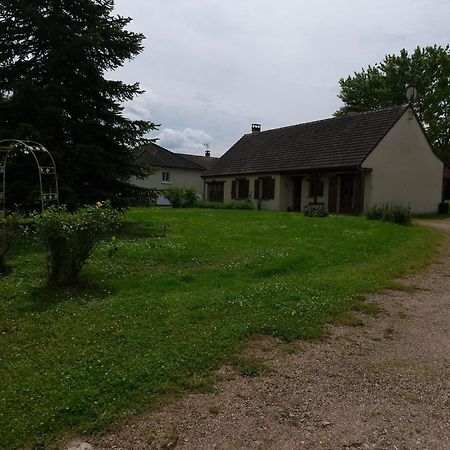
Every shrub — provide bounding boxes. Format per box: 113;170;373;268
164;187;198;208
0;212;21;274
367;203;411;225
195;200;255;210
33;202;122;286
304;204;329;217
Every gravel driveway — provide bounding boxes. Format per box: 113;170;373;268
69;219;450;450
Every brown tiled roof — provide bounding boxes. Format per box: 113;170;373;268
138;142;204;171
176;153;219;170
203;105;409;177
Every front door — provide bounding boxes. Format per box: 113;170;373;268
292;176;302;211
339;174;354;212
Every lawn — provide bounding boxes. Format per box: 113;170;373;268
0;208;442;448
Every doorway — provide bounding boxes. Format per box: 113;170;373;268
292;176;302;211
339;174;354;212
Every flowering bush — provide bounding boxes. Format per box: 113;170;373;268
33;202;122;285
304;204;329;217
0;212;21;274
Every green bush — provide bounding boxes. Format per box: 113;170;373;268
33;201;122;286
367;203;411;225
164;187;198;208
304;204;329;217
0;212;21;274
195;200;255;210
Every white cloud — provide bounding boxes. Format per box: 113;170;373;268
157;128;215;156
114;0;450;156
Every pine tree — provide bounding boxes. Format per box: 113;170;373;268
0;0;157;208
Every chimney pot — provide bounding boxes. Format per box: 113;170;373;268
252;123;261;134
205;150;211;157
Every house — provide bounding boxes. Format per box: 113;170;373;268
202;105;443;214
133;142;218;205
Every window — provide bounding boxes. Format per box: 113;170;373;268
207;182;224;202
261;177;275;200
232;178;250;200
162;172;171;183
308;178;324;198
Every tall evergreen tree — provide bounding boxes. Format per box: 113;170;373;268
0;0;156;208
336;45;450;165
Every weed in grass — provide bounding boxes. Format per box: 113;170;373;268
209;404;221;415
353;302;382;316
333;311;365;327
384;281;420;292
384;328;396;339
231;356;269;377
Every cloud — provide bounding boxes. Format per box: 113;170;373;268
157;128;215;156
114;0;450;156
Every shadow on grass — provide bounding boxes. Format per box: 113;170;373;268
19;277;117;313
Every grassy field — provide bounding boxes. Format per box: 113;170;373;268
0;208;442;448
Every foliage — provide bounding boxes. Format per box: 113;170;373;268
33;201;122;285
0;212;21;273
0;1;157;209
304;204;329;217
164;187;198;208
0;208;440;448
336;45;450;164
366;203;412;225
195;200;255;210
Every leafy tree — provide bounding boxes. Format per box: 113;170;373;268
0;0;157;208
336;45;450;164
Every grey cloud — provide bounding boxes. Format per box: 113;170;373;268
114;0;450;156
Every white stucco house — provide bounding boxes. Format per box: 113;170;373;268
132;142;218;205
202;105;444;214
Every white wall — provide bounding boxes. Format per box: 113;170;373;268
362;109;443;214
131;167;205;205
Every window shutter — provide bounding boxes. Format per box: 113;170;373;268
231;180;236;199
254;179;260;199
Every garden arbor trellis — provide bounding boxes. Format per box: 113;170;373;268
0;140;59;212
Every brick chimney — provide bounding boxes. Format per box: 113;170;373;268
205;149;211;157
252;124;261;134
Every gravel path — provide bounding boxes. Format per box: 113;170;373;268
68;219;450;450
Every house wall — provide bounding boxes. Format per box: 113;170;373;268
361;110;443;214
132;167;205;205
205;173;335;212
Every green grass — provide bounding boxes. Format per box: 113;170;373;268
0;208;442;448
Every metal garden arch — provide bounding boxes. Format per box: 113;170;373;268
0;139;59;212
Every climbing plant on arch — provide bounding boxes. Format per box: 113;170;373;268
0;140;59;212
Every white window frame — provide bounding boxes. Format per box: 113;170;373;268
162;171;171;184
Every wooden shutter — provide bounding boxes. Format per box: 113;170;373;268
231;180;236;199
254;179;260;199
328;176;338;213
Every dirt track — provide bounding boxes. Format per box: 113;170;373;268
69;220;450;450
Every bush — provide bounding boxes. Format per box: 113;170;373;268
164;187;198;208
304;204;329;217
366;203;411;225
33;201;122;286
0;212;21;274
195;200;255;210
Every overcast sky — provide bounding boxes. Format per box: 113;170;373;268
113;0;450;157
